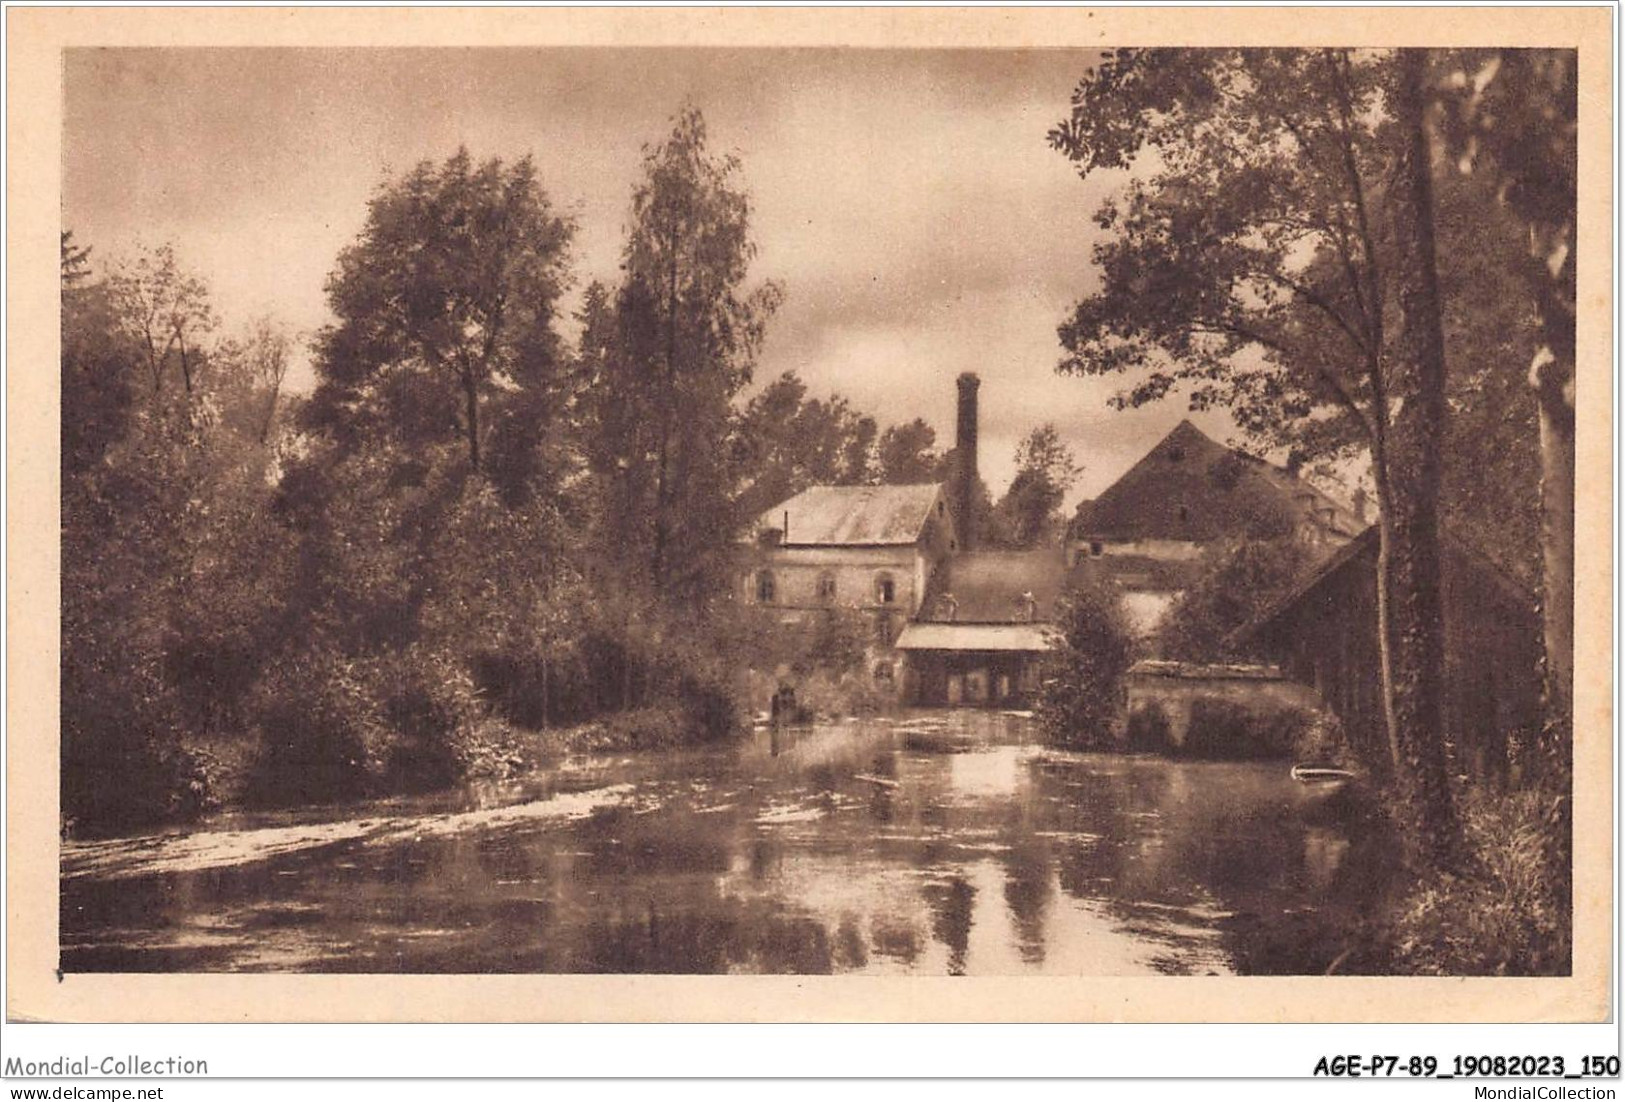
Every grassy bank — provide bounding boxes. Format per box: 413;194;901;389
1219;784;1571;976
72;702;741;842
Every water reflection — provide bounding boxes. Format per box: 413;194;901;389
61;711;1379;974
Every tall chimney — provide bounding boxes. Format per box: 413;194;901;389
955;372;980;551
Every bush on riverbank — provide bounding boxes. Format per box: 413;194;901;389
243;642;510;806
61;728;219;839
576;704;706;750
1124;699;1172;751
244;650;388;807
1035;578;1136;748
240;613;748;809
1176;695;1318;759
379;648;487;792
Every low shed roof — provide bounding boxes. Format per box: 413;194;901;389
895;623;1056;653
1228;524;1535;651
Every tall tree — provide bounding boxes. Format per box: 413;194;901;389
107;242;216;401
1049;48;1465;864
577;278;654;583
62;233;133;479
243;316;295;444
992;423;1083;548
608;105;779;600
62;237;293;831
62;236;181;831
1381;48;1456;860
1433;166;1542;584
1436;48;1577;950
876;418;943;483
1437;50;1576;771
274;151;581;775
311;148;575;474
733;370;878;514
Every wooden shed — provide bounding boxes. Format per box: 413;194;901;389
895;550;1065;707
1232;526;1542;783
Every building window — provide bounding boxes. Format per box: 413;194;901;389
873;660;894;683
875;573;896;605
1090;540;1104;557
816;571;837;603
755;570;776;604
1178;505;1190;522
876;612;895;646
937;501;946;517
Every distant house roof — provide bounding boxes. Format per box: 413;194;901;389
757;483;943;547
1069;420;1362;543
919;549;1069;624
895;623;1057;653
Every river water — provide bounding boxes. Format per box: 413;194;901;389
61;711;1375;974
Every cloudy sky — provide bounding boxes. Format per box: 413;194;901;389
63;47;1238;500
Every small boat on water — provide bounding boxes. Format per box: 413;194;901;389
902;728;976;754
1290;764;1358;785
1290;763;1364;822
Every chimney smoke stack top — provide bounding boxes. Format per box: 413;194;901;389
955;373;981;551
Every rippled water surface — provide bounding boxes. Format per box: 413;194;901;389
62;711;1370;974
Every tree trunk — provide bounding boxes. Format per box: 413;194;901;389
652;426;670;591
177;331;194;396
1530;350;1574;970
651;231;681;595
1532;354;1575;752
541;654;551;730
1381;48;1459;869
257;386;281;445
462;370;482;472
1371;468;1401;779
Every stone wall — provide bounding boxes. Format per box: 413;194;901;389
1124;661;1323;755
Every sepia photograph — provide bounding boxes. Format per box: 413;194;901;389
7;6;1613;1039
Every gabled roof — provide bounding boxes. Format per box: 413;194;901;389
757;483;942;547
1069;420;1361;543
919;549;1068;624
1232;525;1379;647
1228;523;1535;650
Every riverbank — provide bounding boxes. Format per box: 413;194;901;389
138;709;735;834
100;669;896;841
1214;785;1571;977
